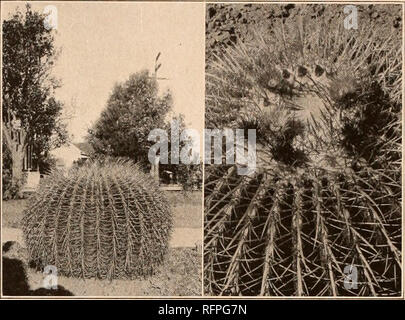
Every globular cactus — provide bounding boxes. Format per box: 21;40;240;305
22;160;172;279
205;5;401;296
205;165;401;296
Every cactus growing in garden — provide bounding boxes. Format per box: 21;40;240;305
205;5;402;296
22;160;172;280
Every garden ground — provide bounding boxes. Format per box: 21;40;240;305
1;191;202;296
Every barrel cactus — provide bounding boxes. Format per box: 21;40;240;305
205;5;401;296
22;160;172;279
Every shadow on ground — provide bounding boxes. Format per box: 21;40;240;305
2;241;74;296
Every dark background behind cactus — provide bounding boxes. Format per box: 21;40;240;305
205;3;402;62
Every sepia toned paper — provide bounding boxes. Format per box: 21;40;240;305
1;1;403;301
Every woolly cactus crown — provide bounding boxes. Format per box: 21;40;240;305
23;159;172;280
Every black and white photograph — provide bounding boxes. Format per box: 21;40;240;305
0;0;404;305
204;3;402;297
1;1;204;297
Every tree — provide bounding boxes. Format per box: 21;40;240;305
159;114;202;190
2;4;68;198
88;69;202;190
87;70;172;168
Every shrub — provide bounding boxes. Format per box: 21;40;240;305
174;163;203;191
22;159;172;279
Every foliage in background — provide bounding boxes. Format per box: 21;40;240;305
88;70;201;189
174;163;203;191
22;159;173;280
2;4;68;198
87;70;172;169
159;114;202;190
204;4;401;296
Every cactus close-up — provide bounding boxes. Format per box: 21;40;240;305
22;160;173;280
205;4;402;296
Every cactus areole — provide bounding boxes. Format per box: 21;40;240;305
22;160;173;279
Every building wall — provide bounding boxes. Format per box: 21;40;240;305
49;144;82;170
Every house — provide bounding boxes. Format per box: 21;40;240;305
49;142;92;170
21;142;92;193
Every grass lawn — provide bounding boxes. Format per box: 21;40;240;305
165;191;202;228
2;199;27;229
2;191;202;229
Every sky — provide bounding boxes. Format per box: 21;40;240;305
2;1;205;143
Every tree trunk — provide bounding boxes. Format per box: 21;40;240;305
2;120;27;198
11;147;25;194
